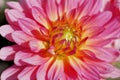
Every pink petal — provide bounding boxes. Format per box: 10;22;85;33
86;38;114;46
19;0;42;18
56;0;65;18
0;25;14;42
85;58;114;74
18;18;39;36
56;0;83;18
6;1;23;11
76;0;102;20
12;31;33;46
0;45;22;61
22;55;49;65
14;50;33;66
18;0;32;17
83;11;112;29
115;55;120;61
1;65;22;80
26;0;41;8
0;25;14;37
46;0;58;22
18;18;49;41
47;59;64;80
64;0;84;13
58;73;67;80
102;67;120;78
95;63;114;74
101;0;110;11
97;19;120;38
19;0;41;9
37;57;54;80
5;9;25;26
80;64;100;80
57;0;83;19
29;39;45;52
18;66;38;80
83;26;104;38
77;0;95;19
32;7;49;29
66;8;76;24
89;0;102;15
88;46;119;62
68;56;100;80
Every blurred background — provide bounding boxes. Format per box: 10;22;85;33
0;0;120;80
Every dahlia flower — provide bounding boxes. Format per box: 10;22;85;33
0;0;120;80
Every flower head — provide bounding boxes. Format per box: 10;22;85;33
0;0;120;80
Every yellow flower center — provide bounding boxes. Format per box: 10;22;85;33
48;23;83;57
62;27;74;41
